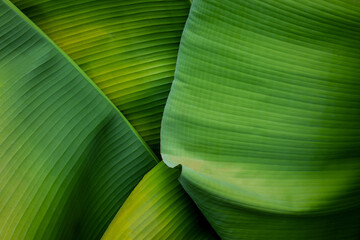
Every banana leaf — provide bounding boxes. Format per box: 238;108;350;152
11;0;191;154
102;161;219;240
0;1;157;239
161;0;360;239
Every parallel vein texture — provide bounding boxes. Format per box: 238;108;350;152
0;1;157;239
102;162;218;240
161;0;360;239
12;0;191;154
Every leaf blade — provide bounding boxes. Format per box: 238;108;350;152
102;162;219;240
0;1;157;239
12;0;191;154
161;0;360;239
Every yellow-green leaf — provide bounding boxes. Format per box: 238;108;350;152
102;162;218;240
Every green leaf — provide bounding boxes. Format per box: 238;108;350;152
161;0;360;239
0;1;157;239
11;0;190;154
102;161;219;240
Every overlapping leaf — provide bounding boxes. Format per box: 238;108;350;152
0;1;158;239
161;0;360;239
11;0;190;154
102;161;218;240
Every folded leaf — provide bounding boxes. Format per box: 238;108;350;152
0;1;157;239
102;162;218;240
161;0;360;239
12;0;190;154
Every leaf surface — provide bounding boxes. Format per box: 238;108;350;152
161;0;360;239
102;162;218;240
12;0;190;154
0;1;157;239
